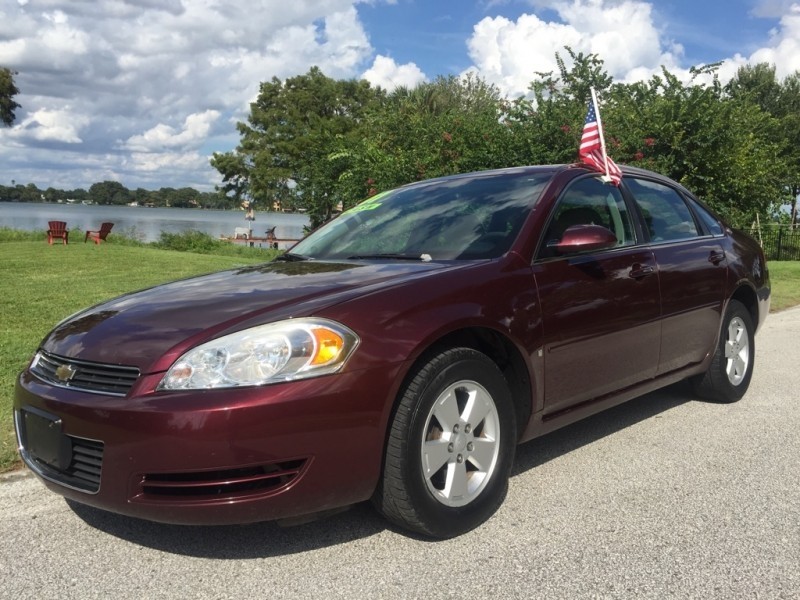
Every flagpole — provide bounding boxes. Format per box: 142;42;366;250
590;87;612;182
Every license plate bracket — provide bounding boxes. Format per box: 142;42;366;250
21;408;71;470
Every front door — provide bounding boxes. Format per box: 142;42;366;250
533;176;662;415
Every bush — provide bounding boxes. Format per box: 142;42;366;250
0;227;42;242
153;229;282;259
154;229;227;253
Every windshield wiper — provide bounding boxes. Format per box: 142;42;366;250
346;253;432;261
275;252;310;262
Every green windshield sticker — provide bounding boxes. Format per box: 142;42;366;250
348;190;391;213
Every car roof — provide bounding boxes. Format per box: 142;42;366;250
394;163;678;191
394;165;568;189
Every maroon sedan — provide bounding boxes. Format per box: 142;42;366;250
14;165;769;538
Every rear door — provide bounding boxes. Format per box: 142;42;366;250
623;177;727;375
533;176;661;415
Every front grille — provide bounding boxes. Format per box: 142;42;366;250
15;409;104;494
139;460;307;501
31;350;140;396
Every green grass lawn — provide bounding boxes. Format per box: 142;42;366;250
768;261;800;312
1;239;799;473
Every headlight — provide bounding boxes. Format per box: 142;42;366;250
158;318;359;390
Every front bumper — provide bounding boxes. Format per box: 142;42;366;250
14;363;400;525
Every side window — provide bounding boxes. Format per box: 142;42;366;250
538;177;635;258
626;178;700;242
689;197;724;236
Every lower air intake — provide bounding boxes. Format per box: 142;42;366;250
139;460;307;501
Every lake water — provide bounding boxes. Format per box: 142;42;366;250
0;202;309;244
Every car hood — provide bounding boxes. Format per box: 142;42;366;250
41;260;457;373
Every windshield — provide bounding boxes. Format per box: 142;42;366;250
291;171;552;261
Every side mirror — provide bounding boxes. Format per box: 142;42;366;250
550;224;618;255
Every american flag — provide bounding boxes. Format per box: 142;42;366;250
579;99;622;185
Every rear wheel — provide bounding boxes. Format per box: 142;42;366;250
376;348;516;538
692;299;755;403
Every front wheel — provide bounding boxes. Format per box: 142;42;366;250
376;348;516;538
692;299;755;403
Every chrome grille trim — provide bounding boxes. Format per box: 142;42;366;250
31;350;140;397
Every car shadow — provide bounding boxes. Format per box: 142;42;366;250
67;382;694;557
66;498;390;558
512;381;692;476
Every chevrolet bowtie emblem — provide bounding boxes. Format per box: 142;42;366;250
55;363;77;382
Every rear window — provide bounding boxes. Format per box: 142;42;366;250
688;197;724;236
625;178;700;242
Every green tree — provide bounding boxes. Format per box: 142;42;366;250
508;49;614;166
0;67;20;127
727;64;800;226
214;67;385;227
608;65;784;226
88;181;130;205
213;54;794;230
331;74;512;212
131;187;150;206
171;187;200;208
17;183;43;202
67;188;88;203
513;54;785;226
726;63;783;114
43;187;66;203
158;187;178;207
779;72;800;225
197;190;230;209
209;151;249;204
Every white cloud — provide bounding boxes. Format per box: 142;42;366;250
3;0;800;192
466;0;684;96
683;3;800;84
751;0;798;18
465;0;800;97
126;150;213;175
124;110;221;152
555;0;676;75
0;8;90;70
745;3;800;77
10;107;89;143
0;0;376;190
362;55;427;90
467;14;582;95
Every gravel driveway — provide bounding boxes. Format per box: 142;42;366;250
2;306;798;599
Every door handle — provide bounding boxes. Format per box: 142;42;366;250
629;264;655;279
708;250;726;265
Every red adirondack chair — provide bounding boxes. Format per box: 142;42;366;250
85;222;114;244
47;221;69;245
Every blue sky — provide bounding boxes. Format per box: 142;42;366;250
360;0;770;75
0;0;798;192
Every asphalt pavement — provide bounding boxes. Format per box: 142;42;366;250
1;307;799;599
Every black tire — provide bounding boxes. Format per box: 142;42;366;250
375;347;516;538
692;299;755;403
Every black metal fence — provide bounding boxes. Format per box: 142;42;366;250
749;226;800;261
